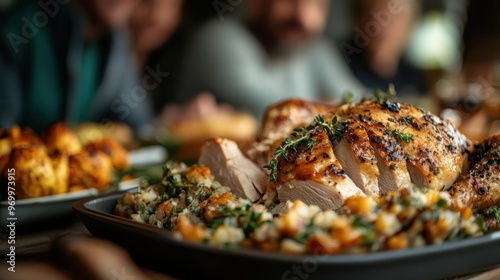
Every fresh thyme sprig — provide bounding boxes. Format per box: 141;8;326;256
264;116;344;182
342;91;355;104
392;129;414;143
373;83;397;103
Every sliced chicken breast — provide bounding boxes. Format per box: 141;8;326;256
333;120;379;196
269;127;364;210
199;138;267;202
277;179;362;210
330;101;469;192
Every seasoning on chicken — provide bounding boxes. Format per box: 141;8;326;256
450;135;500;211
4;146;58;198
42;123;82;156
245;99;335;168
263;99;470;209
269;125;364;210
69;150;114;191
84;138;130;170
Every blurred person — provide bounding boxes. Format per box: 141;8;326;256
173;0;366;119
462;0;500;84
0;0;153;133
346;0;427;97
129;0;185;114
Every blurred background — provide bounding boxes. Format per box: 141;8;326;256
1;0;500;156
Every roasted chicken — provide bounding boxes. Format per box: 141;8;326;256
1;123;130;199
84;138;130;170
244;99;334;168
5;146;59;199
262;100;470;209
69;150;114;191
199;138;267;202
450;135;500;211
42;123;82;156
202;98;477;211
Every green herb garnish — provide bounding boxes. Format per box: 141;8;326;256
484;206;500;221
392;129;414;143
342;91;355;104
264;116;345;182
242;211;264;236
294;224;321;244
436;198;447;208
373;83;397;103
207;200;252;229
352;217;376;245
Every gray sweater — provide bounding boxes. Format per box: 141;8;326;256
174;19;366;119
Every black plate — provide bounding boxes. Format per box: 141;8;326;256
73;192;500;280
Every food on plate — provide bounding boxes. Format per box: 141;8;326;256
115;92;500;254
69;149;114;191
42;123;82;155
449;135;500;212
199;138;267;202
85;138;130;170
159;93;258;160
115;162;482;254
50;151;70;195
250;98;471;210
74;122;135;149
0;123;130;199
6;145;60;198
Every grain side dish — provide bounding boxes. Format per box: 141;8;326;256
114;162;484;255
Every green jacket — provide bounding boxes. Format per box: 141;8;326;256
0;2;153;133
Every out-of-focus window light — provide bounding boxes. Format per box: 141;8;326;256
407;0;467;71
407;11;459;70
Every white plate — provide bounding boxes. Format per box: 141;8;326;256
0;146;165;231
128;145;168;167
0;181;139;231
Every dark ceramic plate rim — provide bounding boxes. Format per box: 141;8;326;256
73;191;500;264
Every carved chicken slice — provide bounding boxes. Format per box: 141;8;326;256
367;121;411;194
326;100;470;192
244;99;335;168
270;127;364;210
199;138;267;202
449;135;500;211
332;119;380;196
262;99;470;209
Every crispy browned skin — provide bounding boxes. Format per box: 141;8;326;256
9;126;45;149
274;127;346;185
449;135;500;211
51;151;70;195
270;127;364;209
42;123;82;156
5;146;58;199
326;100;470;192
246;99;335;167
69;150;114;191
259;99;336;142
84;138;129;170
0;131;11;173
261;100;470;205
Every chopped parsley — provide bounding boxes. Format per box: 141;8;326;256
392;129;414;143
